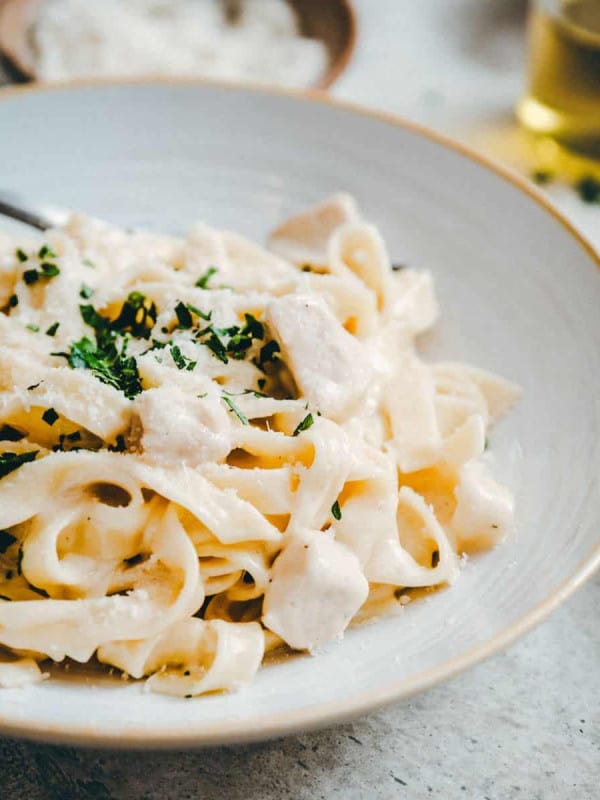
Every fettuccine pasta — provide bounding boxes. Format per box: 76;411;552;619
0;194;519;695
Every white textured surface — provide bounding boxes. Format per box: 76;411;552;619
0;1;598;796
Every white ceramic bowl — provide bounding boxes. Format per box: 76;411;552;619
0;81;598;748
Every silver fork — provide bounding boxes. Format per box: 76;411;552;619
0;191;69;230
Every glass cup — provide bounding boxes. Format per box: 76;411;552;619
516;0;600;155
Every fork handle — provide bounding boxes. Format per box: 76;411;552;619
0;196;53;230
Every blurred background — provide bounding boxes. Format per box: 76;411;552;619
0;3;599;196
0;0;599;246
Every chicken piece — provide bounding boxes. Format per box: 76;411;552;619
451;461;514;551
135;386;231;466
266;294;373;421
268;193;361;266
262;529;369;651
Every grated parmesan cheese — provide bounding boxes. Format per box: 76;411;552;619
31;0;328;87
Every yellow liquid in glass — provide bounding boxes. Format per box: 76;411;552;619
517;0;600;154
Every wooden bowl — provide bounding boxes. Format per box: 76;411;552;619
0;0;356;89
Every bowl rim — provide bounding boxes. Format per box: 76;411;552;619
0;77;598;749
0;0;357;90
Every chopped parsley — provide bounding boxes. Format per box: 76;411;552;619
124;553;145;568
0;425;25;442
42;408;59;426
8;294;18;308
222;395;249;425
26;324;40;333
23;269;39;285
15;248;28;263
258;340;280;367
45;321;60;337
575;175;600;204
110;291;157;340
79;284;94;299
195;266;217;289
170;344;196;371
531;169;554;186
242;313;264;340
0;450;38;480
223;388;267;399
53;334;142;399
174;301;193;329
193;313;265;365
79;292;158;341
38;244;57;259
55;293;162;397
185;303;211;322
201;331;229;363
23;261;61;285
108;434;127;453
292;413;314;436
28;584;49;598
80;304;107;330
52;431;83;453
0;530;16;553
331;500;342;521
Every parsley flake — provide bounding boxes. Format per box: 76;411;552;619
170;344;197;372
26;324;40;333
242;313;264;340
23;269;39;285
80;284;94;299
42;408;59;426
0;530;17;553
531;169;554;186
23;262;60;285
110;291;157;339
195;267;217;289
40;262;60;278
258;340;280;366
174;301;193;329
186;303;211;322
15;248;28;263
0;425;25;442
108;434;127;453
575;175;600;204
45;321;60;337
38;244;57;259
222;395;249;425
202;332;229;364
331;500;342;521
53;334;142;399
0;450;38;480
292;413;314;436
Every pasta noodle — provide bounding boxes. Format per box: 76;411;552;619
0;194;520;694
